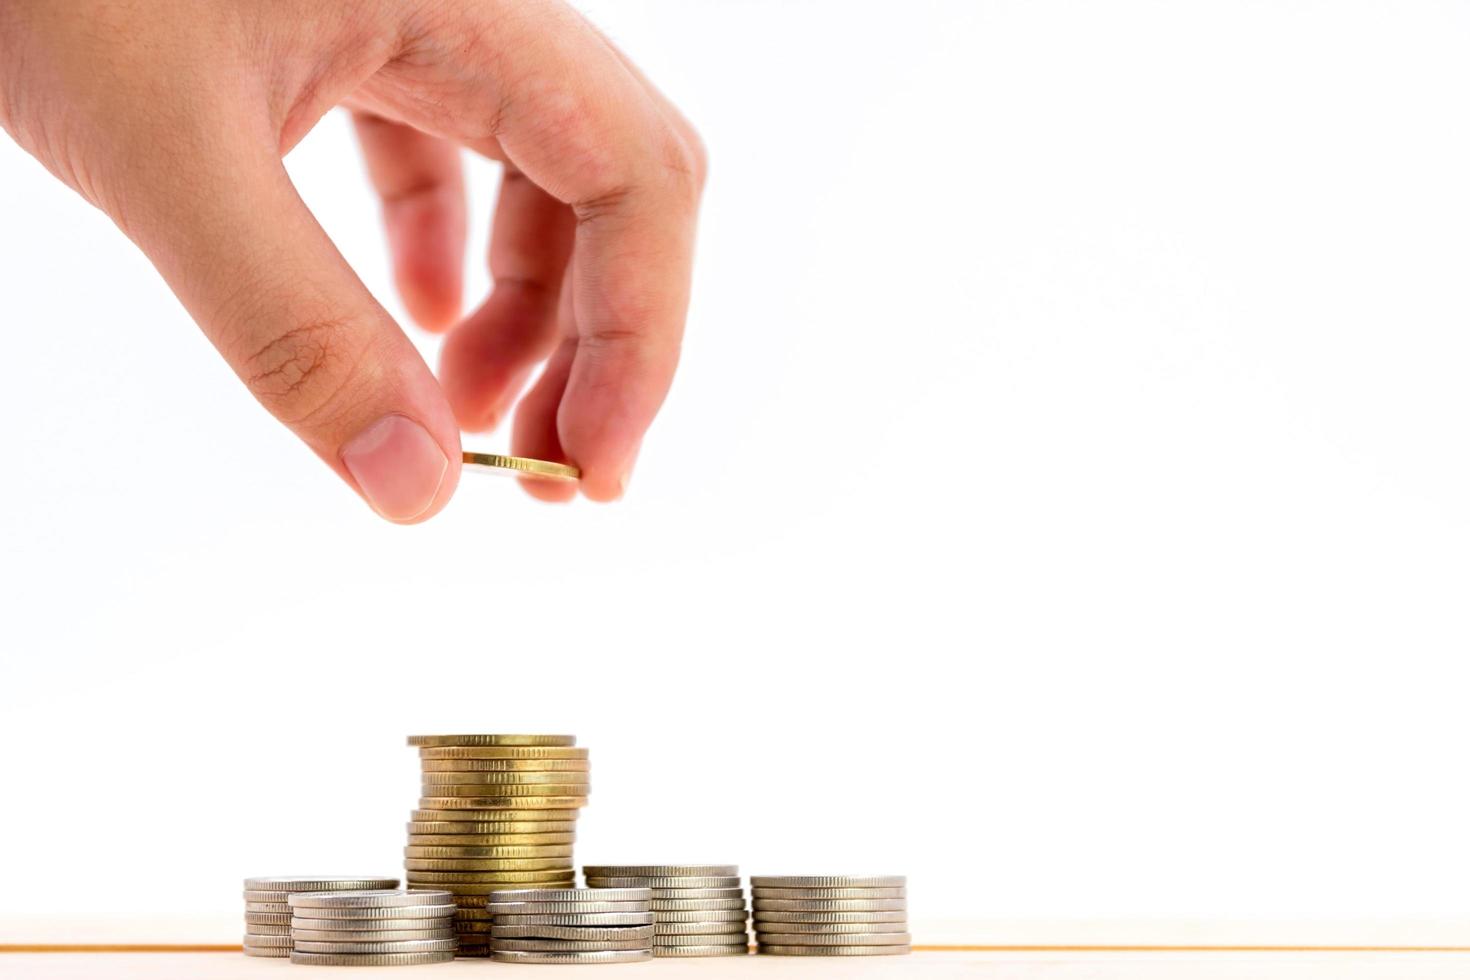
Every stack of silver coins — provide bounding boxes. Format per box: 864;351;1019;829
487;887;654;963
242;876;399;958
751;875;911;956
584;865;748;957
287;889;457;966
405;734;588;957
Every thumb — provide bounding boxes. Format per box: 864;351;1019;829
123;141;461;523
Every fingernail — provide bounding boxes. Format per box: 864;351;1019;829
340;414;448;522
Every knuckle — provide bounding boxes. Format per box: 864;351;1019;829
685;128;709;190
668;113;708;190
654;123;705;205
240;317;370;427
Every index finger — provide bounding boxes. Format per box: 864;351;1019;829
468;12;703;500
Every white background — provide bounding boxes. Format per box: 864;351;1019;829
4;0;1470;945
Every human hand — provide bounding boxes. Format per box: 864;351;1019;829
0;0;704;520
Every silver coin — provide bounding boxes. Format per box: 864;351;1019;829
490;912;654;927
753;921;909;935
653;945;749;957
651;898;747;911
646;887;744;900
489;887;649;904
489;925;654;941
291;915;455;930
245;876;399;892
491;938;653;952
290;951;456;965
654;921;748;936
754;887;906;900
290;889;451;908
582;865;737;878
587;876;738;889
290;904;457;920
757;931;911;946
656;910;748;923
293;939;458;954
654;934;750;947
755;910;908;923
757;943;912;956
243;902;291;913
243;924;290;937
241;890;292;903
751;875;905;889
291;929;455;943
242;934;291;947
241;946;289;958
243;912;292;925
491;949;652;964
752;898;907;912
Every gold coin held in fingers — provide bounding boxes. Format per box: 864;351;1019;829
462;452;580;483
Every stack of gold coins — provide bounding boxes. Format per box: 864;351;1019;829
584;865;748;957
288;890;457;966
241;876;399;958
487;887;653;963
405;735;588;957
751;875;911;956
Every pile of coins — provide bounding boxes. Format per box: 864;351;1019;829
288;889;457;966
405;734;589;957
584;864;748;957
242;876;398;958
487;887;654;963
752;875;911;956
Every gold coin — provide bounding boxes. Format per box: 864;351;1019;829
408;820;575;834
405;845;574;858
419;782;590;797
460;453;580;483
407;871;576;885
454;908;495;919
419;747;588;760
421;771;589;785
420;759;589;772
407;734;576;748
405;858;572;872
426;880;576;895
418;797;587;810
407;834;575;846
412;810;581;823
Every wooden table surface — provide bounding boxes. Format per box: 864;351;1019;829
6;950;1470;978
